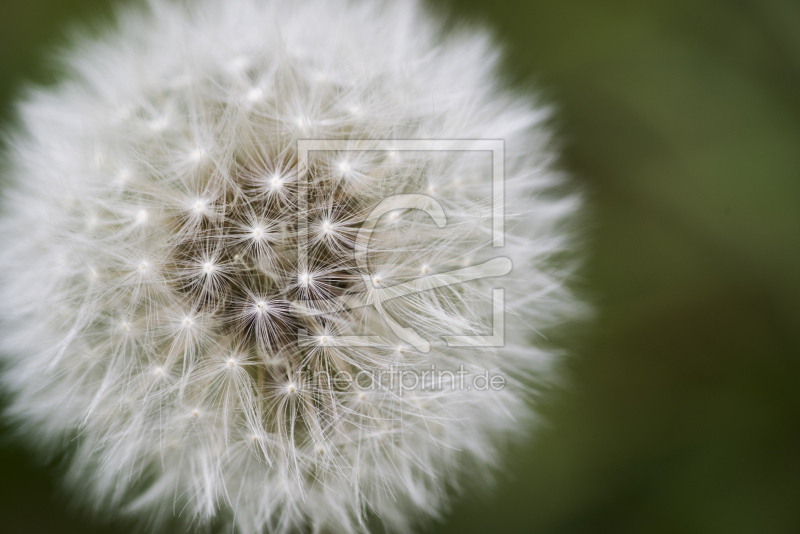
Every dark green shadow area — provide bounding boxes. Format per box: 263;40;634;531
1;0;798;532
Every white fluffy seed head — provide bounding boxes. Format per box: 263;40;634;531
0;0;584;533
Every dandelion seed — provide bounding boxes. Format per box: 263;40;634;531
246;87;263;102
149;117;168;132
115;168;131;186
231;56;250;72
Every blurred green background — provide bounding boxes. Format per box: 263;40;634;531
1;0;799;532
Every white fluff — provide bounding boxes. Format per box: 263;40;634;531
0;0;583;532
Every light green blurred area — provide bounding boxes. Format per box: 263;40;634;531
1;0;798;532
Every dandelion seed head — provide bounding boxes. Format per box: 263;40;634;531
0;0;584;533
